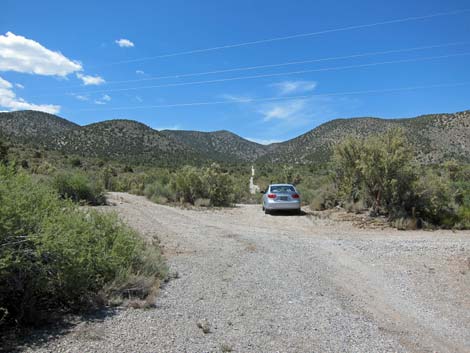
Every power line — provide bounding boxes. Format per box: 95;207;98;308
76;81;470;112
99;41;470;85
37;41;470;92
95;8;470;66
67;52;470;96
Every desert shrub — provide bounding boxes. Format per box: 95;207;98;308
294;172;338;210
102;166;116;190
111;169;173;196
333;136;364;204
392;217;420;230
413;170;459;228
171;166;206;204
332;130;469;228
122;165;134;173
144;180;175;204
309;183;338;211
344;199;367;214
275;165;301;185
456;206;470;229
0;166;167;327
52;172;106;205
168;164;236;206
70;158;82;168
194;198;211;207
203;163;236;206
32;161;56;175
334;129;417;217
0;140;8;164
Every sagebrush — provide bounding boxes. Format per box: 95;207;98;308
0;166;167;327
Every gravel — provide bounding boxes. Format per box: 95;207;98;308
20;192;470;353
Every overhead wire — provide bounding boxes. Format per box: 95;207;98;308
76;81;470;112
62;52;470;96
94;8;470;66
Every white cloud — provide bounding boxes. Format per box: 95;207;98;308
245;137;282;145
77;73;105;85
115;38;134;48
0;32;82;76
257;96;340;135
136;70;145;75
155;124;181;131
94;94;112;105
260;99;307;122
15;83;24;89
71;93;89;101
0;76;60;114
272;80;317;95
220;94;253;103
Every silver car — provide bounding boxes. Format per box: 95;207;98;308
262;184;301;214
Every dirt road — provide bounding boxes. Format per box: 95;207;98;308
26;192;470;353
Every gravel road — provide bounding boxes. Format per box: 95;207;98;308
24;192;470;353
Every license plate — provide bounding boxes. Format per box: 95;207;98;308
280;196;288;201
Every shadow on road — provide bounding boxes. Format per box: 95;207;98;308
266;209;308;216
1;308;120;353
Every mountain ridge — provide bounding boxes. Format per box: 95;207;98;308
1;109;469;165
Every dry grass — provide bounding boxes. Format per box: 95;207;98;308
126;281;161;309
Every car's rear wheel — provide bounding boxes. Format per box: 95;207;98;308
264;208;270;215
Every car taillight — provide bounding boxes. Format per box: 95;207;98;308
292;193;300;199
267;194;276;199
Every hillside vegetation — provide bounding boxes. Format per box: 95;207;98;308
261;110;470;164
1;109;469;165
161;129;267;162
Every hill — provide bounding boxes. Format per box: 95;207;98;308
59;119;203;165
0;111;263;165
260;110;470;164
1;109;469;165
161;129;267;162
0;110;78;148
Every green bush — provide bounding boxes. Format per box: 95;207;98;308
70;158;82;168
334;129;417;217
0;140;8;164
413;171;458;227
171;166;205;204
309;183;339;211
53;172;106;205
144;180;175;204
295;172;338;209
0;166;167;327
332;130;469;228
203;163;236;206
33;161;56;175
169;163;236;206
456;206;470;229
333;136;364;204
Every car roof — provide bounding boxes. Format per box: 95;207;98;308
270;184;295;187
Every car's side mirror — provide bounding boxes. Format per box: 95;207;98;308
260;190;265;194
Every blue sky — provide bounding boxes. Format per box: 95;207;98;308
1;0;469;143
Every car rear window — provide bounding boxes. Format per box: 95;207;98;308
270;185;295;193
